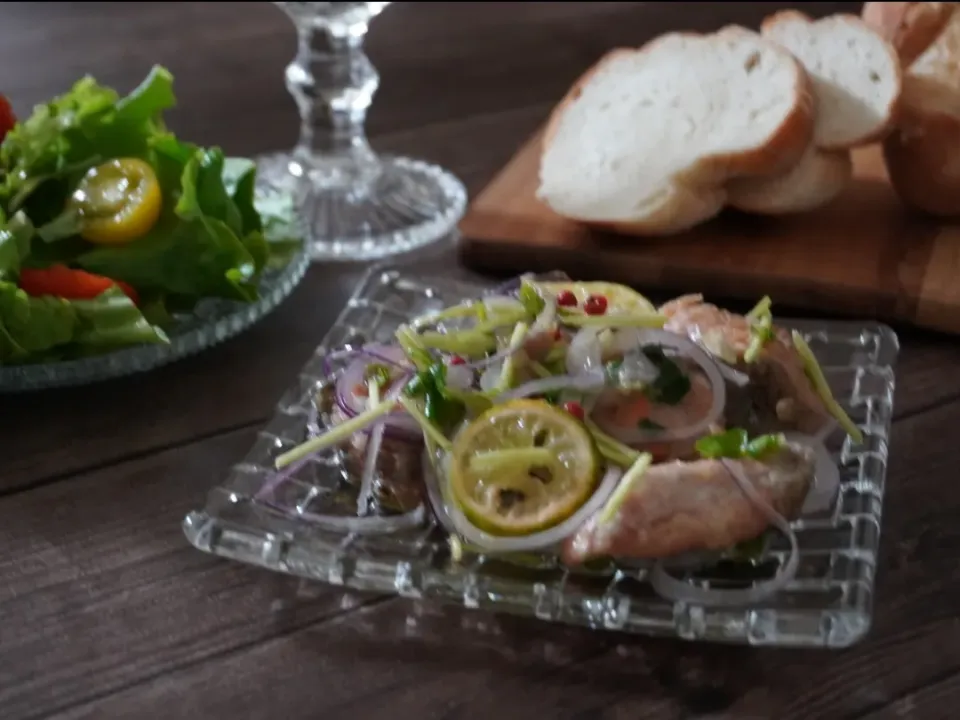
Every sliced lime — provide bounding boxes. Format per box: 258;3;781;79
449;399;601;536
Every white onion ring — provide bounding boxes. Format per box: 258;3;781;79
650;460;799;607
479;363;502;393
439;460;625;554
494;371;607;403
566;327;602;376
592;329;727;444
445;362;474;391
782;431;841;514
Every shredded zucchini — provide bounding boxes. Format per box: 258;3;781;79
276;398;396;468
597;453;653;525
791;330;864;443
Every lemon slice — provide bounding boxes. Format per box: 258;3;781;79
530;280;658;315
448;399;601;535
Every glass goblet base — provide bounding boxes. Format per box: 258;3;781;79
256;153;467;262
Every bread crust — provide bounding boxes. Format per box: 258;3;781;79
883;102;960;216
727;146;852;215
862;1;956;66
761;10;903;150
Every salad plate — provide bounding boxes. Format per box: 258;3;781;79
184;265;898;648
0;66;308;392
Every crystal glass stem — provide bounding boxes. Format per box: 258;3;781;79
286;19;379;191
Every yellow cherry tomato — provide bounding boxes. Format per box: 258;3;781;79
69;158;162;245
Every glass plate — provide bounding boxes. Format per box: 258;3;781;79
183;265;899;649
0;185;311;393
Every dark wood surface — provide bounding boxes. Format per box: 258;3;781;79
2;3;959;718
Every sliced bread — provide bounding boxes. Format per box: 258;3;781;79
761;11;902;150
537;27;814;234
727;145;853;215
727;12;901;216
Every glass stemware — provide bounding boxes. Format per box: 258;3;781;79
259;2;467;261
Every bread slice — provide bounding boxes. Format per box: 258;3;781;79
726;12;901;216
762;11;902;150
727;145;853;215
877;6;960;215
537;27;814;233
862;2;956;67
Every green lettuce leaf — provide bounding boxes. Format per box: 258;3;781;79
0;66;174;215
0;282;167;364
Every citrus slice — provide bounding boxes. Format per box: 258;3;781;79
448;399;601;535
529;280;658;315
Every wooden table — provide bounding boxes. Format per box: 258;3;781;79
2;2;959;718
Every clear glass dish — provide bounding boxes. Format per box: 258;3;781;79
183;265;899;648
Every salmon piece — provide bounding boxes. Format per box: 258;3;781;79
659;294;831;435
561;441;814;564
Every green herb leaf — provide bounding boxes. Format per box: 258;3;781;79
638;418;664;431
695;428;784;460
641;345;691;405
0;212;35;279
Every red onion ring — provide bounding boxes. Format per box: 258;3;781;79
591;329;727;445
334;344;422;443
650;460;799;607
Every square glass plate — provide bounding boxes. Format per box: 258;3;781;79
183;265;899;649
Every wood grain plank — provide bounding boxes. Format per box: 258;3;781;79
10;400;960;720
0;428;389;720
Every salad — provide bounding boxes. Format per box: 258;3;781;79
0;66;301;365
264;275;860;607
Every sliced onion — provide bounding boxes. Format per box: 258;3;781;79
445;362;474;391
716;362;750;387
531;295;558;334
566;327;602;376
441;462;624;553
466;328;527;372
254;453;427;534
334;344;421;442
650;460;799;607
593;329;727;444
494;371;606;403
782;431;841;514
479;362;502;393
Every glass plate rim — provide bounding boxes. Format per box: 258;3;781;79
0;249;311;393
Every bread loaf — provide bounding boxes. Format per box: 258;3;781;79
863;2;960;216
537;27;814;235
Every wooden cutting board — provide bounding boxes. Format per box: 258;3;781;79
458;128;960;335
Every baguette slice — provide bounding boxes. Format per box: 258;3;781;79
727;145;853;215
861;2;956;66
761;11;902;150
537;27;814;235
727;12;901;215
